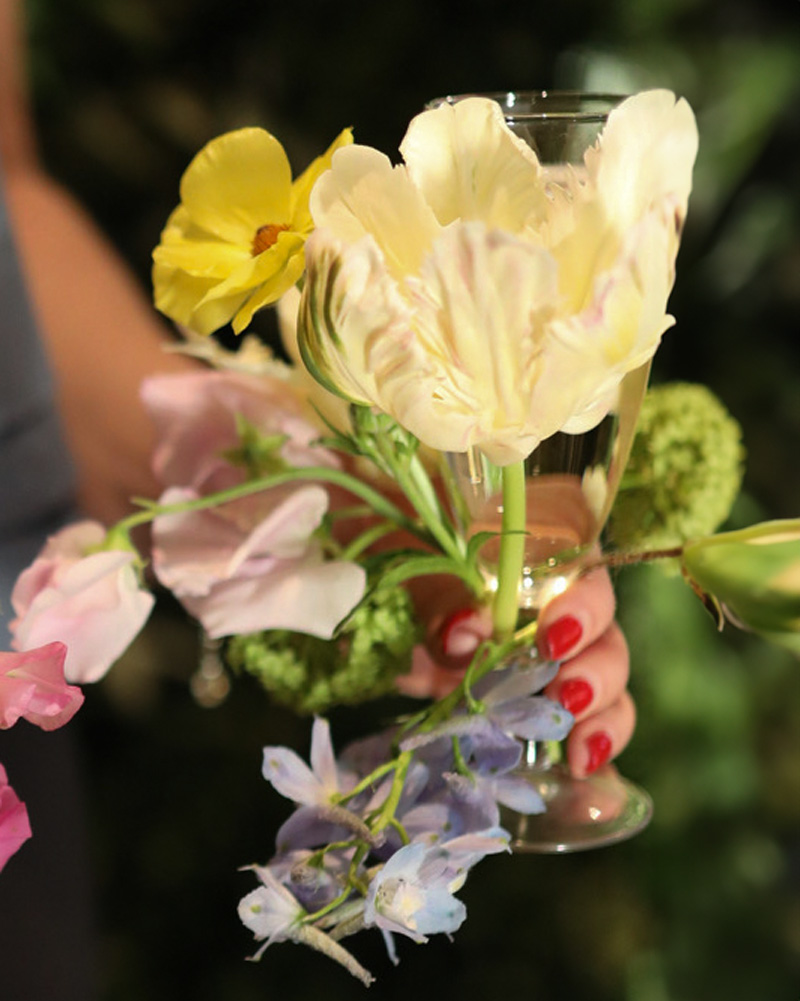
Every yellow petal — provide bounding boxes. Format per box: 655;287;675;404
232;245;307;334
153;260;247;335
189;289;253;338
180;128;293;246
199;230;305;306
153;235;251;279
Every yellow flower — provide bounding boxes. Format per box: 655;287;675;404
153;126;352;336
298;92;698;465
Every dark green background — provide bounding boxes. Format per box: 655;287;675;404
21;1;800;998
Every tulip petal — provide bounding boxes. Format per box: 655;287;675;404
400;97;547;231
311;145;441;276
299;229;414;405
592;89;698;236
291;128;354;232
295;92;699;463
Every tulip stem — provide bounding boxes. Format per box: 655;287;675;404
493;461;526;640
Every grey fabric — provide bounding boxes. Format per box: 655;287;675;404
0;164;76;642
0;164;96;1001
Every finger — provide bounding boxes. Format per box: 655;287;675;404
395;645;465;700
537;565;616;662
544;621;630;719
564;689;637;779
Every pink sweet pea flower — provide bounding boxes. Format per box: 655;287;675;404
0;642;83;730
0;764;32;872
10;521;155;684
152;486;365;640
141;369;338;494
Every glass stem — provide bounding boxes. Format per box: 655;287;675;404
492;460;526;640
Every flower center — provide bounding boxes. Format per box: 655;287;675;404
252;223;290;256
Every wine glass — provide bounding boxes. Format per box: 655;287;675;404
435;91;654;852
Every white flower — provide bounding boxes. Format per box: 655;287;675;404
299;91;698;465
238;866;305;959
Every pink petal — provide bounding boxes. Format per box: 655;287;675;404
183;557;366;640
0;642;83;731
11;542;154;685
141;370;337;492
0;764;33;871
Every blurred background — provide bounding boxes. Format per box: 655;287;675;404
20;0;800;998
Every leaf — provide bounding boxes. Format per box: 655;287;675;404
374;553;480;591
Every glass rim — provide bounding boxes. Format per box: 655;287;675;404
427;90;628;122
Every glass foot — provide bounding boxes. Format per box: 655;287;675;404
499;762;653;853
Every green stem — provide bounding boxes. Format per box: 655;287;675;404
118;466;428;543
339;521;397;561
335;758;402;805
371;751;412;834
403;632;522;738
387;450;465;566
492;461;526;640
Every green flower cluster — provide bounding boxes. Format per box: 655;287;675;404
224;585;418;714
608;382;745;553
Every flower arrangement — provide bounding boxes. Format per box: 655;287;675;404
2;88;798;984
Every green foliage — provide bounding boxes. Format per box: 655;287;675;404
608;382;745;553
224;585;418;715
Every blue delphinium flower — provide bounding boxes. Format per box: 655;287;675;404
240;654;573;981
364;829;509;947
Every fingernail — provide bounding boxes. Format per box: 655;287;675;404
440;608;483;659
558;678;594;716
585;731;613;775
541;615;583;660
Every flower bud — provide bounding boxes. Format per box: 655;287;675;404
682;519;800;653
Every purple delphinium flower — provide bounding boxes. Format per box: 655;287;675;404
401;658;571;754
475;659;572;742
268;848;354;912
262;717;386;855
262;716;352;806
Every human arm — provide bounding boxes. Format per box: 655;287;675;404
0;0;199;525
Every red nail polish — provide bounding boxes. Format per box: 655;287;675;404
440;608;482;658
585;731;613;775
558;678;593;716
542;615;583;660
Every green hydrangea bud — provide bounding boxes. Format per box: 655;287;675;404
224;585;419;714
608;382;745;553
682;519;800;654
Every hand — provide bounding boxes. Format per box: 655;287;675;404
398;565;634;780
537;566;634;779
